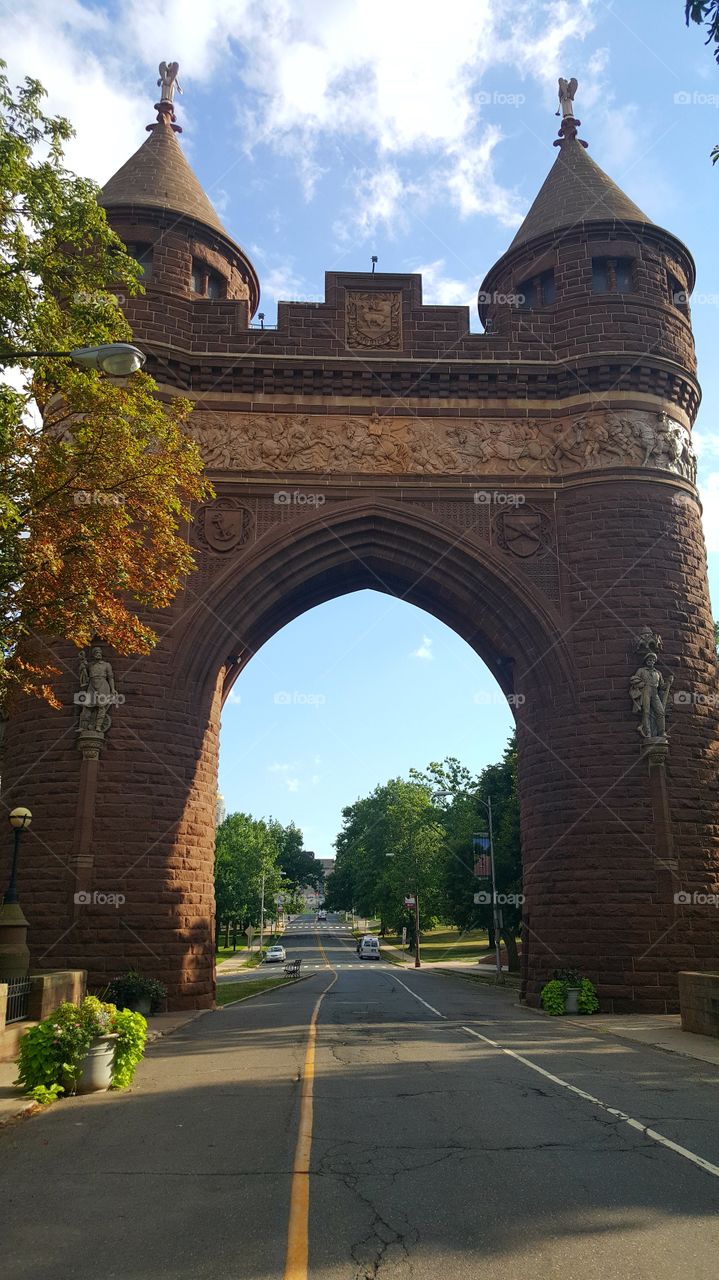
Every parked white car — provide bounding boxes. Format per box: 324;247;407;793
265;944;286;963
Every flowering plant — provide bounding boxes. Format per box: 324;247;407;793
16;995;147;1100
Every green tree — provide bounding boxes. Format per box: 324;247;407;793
685;2;719;161
214;813;280;946
0;65;209;708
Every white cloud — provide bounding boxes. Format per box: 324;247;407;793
268;761;296;772
698;472;719;553
414;259;477;310
2;0;600;238
285;777;300;793
411;635;434;661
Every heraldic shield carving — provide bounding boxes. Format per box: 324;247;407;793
346;291;402;349
196;498;253;552
494;506;551;558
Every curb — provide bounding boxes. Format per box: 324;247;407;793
0;1098;41;1129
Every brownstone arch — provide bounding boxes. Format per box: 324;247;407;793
3;92;719;1011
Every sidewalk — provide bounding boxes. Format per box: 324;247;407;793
0;1008;205;1126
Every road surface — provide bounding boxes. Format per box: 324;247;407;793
2;912;718;1279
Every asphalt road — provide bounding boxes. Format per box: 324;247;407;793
2;912;718;1280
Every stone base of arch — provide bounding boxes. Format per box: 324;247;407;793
2;476;718;1012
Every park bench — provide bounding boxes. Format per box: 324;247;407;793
284;959;302;978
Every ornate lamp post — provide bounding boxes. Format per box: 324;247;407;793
0;806;33;978
5;807;32;905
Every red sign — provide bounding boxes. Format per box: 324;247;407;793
474;855;491;879
404;897;416;909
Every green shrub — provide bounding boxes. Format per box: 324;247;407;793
540;979;567;1015
16;995;147;1101
105;970;167;1013
577;977;600;1014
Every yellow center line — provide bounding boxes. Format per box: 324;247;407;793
283;969;338;1280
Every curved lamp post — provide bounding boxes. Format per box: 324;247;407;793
0;343;146;377
5;807;32;906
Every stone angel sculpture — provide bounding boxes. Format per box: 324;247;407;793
158;61;182;103
556;77;578;118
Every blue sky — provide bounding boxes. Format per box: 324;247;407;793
7;1;718;858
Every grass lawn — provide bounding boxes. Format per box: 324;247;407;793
215;942;249;964
216;977;293;1006
383;926;510;964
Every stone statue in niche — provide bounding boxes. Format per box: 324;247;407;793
346;291;402;349
630;632;673;745
76;645;118;737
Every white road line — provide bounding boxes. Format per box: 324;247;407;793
461;1025;719;1180
390;974;446;1019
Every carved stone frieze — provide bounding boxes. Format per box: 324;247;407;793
189;409;697;481
346;291;402;348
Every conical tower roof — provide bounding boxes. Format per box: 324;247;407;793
99;116;225;234
508;134;650;252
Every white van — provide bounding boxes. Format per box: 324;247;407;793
358;936;380;960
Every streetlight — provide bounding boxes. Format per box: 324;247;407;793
0;343;146;377
4;807;32;905
388;788;452;969
473;795;503;983
258;868;287;960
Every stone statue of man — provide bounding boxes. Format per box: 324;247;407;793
77;645;117;735
630;651;673;742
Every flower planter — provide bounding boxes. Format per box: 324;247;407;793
565;987;580;1014
75;1034;118;1094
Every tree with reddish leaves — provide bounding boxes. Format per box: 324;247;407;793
0;65;210;709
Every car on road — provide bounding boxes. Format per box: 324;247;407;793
264;944;286;963
317;910;327;921
358;936;381;960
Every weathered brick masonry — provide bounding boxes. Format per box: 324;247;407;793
2;99;717;1010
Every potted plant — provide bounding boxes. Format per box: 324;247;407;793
105;971;167;1016
555;968;582;1014
16;995;147;1101
540;972;600;1016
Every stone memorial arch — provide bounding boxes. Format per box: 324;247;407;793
3;80;718;1010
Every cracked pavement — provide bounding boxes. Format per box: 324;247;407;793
1;914;718;1279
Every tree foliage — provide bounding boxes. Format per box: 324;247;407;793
685;2;719;161
214;812;317;936
327;736;523;968
0;65;210;707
